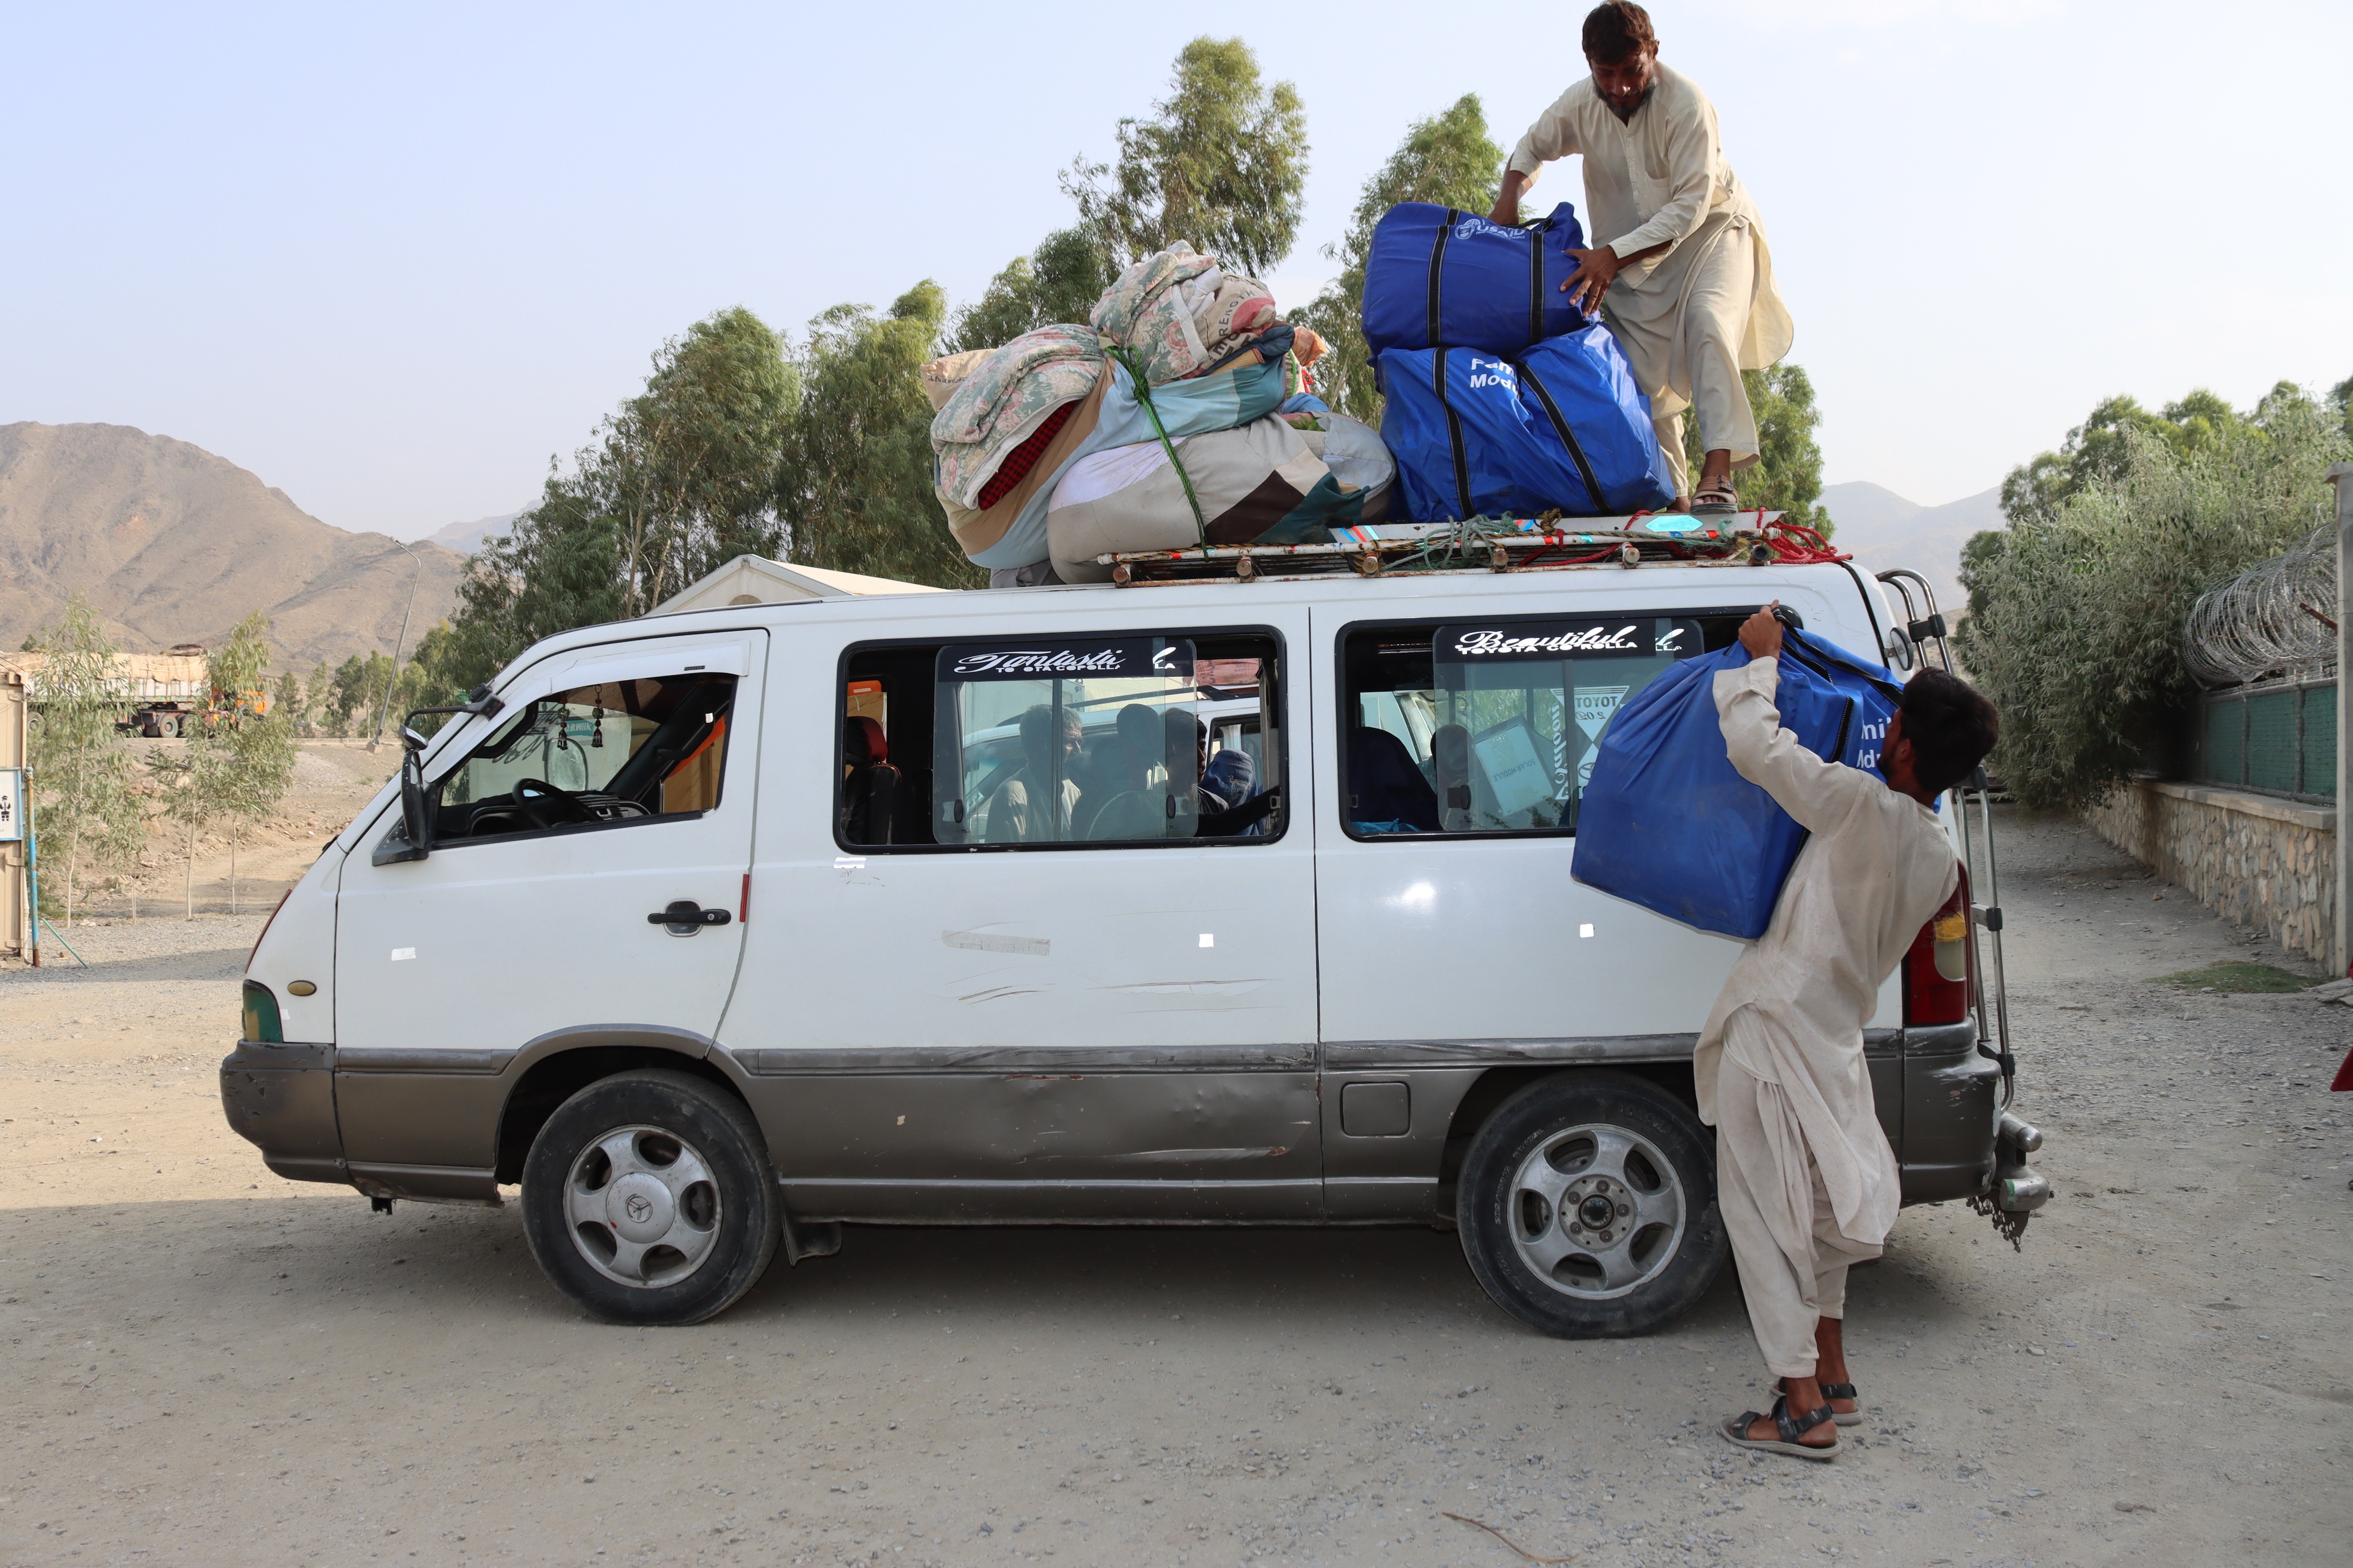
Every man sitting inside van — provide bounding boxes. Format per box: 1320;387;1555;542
983;704;1083;843
1706;604;1998;1460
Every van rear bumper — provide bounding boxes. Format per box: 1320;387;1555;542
1898;1019;2004;1205
220;1041;347;1185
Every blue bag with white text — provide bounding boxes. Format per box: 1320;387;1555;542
1378;328;1675;520
1363;202;1592;358
1570;628;1905;940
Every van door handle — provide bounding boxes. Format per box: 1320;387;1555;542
649;900;731;936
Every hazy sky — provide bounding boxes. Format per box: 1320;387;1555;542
6;1;2347;541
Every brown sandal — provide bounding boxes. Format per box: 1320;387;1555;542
1720;1394;1838;1461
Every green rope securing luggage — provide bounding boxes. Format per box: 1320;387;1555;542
1107;347;1209;554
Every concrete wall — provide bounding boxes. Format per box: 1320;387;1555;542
2085;780;2336;964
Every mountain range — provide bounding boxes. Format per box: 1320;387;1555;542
1818;480;2000;620
0;422;465;670
1;419;2000;671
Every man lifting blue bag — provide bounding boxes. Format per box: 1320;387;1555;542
1571;620;1908;941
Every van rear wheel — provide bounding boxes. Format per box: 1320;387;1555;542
521;1069;779;1325
1457;1072;1726;1337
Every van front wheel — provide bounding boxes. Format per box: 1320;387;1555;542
521;1069;779;1325
1457;1072;1726;1338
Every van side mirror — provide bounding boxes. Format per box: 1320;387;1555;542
377;746;434;866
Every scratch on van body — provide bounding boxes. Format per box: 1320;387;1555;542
955;985;1043;1004
1098;979;1270;997
944;929;1051;958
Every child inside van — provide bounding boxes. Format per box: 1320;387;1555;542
1706;603;1999;1459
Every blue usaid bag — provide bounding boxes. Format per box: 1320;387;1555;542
1362;202;1591;359
1570;628;1906;940
1377;327;1676;521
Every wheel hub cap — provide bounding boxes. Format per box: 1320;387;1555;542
561;1125;724;1290
608;1174;674;1242
1506;1121;1688;1301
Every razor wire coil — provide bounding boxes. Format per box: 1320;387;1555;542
2182;519;2339;689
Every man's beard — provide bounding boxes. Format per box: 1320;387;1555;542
1598;75;1656;117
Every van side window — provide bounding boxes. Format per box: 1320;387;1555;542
1338;614;1741;839
433;673;737;843
837;631;1284;849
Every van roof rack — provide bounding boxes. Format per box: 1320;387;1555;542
1102;511;1845;586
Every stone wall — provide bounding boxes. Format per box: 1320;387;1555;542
2084;781;2335;963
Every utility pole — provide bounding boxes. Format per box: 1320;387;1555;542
2332;463;2352;978
368;540;424;754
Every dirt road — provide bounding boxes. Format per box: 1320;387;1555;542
2;808;2347;1567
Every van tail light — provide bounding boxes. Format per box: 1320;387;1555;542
1903;867;1972;1028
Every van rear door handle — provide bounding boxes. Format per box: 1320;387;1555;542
649;900;732;936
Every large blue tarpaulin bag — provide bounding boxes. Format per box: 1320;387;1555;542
1377;327;1677;520
1362;202;1592;360
1571;628;1905;940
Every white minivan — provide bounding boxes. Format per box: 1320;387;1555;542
223;555;2040;1331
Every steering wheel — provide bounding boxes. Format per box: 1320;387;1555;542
513;777;593;831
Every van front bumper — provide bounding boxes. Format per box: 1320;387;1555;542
220;1041;347;1185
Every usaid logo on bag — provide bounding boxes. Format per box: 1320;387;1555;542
1450;215;1528;245
940;639;1194;683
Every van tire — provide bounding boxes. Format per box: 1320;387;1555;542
1456;1072;1726;1338
520;1069;780;1326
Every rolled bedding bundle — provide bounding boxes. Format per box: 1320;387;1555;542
1090;243;1283;386
1046;411;1383;583
928;243;1330;574
928;325;1105;515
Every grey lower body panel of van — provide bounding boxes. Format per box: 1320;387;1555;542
222;1021;2001;1220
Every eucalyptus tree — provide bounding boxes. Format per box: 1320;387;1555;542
778;281;981;589
1063;37;1309;275
191;615;298;914
24;594;138;926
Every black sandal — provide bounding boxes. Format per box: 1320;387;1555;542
1719;1394;1838;1460
1774;1378;1862;1426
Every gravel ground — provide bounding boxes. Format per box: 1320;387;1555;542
1;806;2347;1567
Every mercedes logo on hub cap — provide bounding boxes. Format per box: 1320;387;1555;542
624;1193;654;1224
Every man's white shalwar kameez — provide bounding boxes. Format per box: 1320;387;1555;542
1506;63;1794;498
1698;658;1958;1378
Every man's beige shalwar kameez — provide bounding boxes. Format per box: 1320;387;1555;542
1697;658;1957;1378
1506;63;1794;498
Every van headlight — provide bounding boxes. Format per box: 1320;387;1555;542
241;980;284;1044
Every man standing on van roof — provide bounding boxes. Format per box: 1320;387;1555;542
1489;1;1793;513
1703;606;1997;1459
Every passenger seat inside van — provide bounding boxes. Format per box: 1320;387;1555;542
1347;727;1441;834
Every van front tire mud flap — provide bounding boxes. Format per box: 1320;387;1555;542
520;1069;780;1326
1457;1072;1727;1338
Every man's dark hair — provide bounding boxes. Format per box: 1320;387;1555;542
1897;670;2000;795
1583;1;1657;62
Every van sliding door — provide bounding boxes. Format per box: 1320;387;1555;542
719;610;1320;1223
